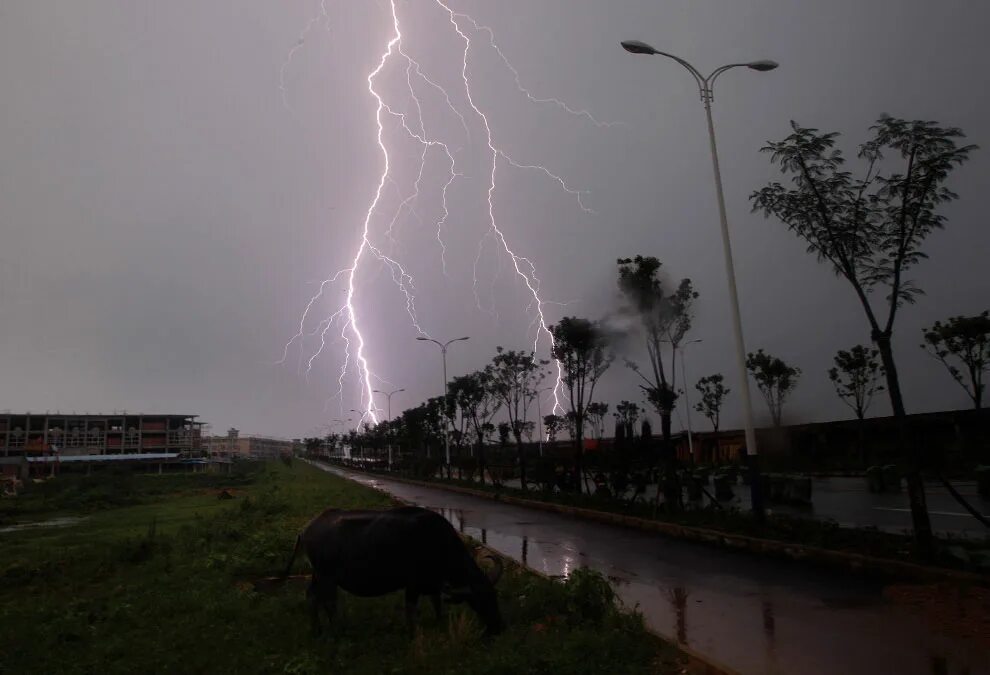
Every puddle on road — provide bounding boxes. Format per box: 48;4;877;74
0;516;86;534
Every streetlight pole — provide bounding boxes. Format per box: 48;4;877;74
679;340;702;464
416;336;470;472
621;40;777;518
373;388;404;470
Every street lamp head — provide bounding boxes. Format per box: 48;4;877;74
456;336;470;342
415;337;429;341
746;60;778;72
621;40;659;55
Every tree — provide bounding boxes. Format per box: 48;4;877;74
751;116;975;555
617;256;698;454
543;414;563;443
448;371;502;484
613;401;641;442
921;312;990;410
586;402;609;441
828;345;885;420
485;347;549;490
746;349;801;427
550;317;613;493
694;374;730;435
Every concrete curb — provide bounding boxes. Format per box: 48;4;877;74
314;461;739;675
342;466;989;588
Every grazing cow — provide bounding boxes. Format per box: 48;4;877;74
283;506;504;636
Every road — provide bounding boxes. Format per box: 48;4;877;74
495;474;989;539
316;462;988;675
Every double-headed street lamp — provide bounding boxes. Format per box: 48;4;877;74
373;388;404;469
416;336;470;468
621;40;777;518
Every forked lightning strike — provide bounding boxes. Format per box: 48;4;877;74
281;1;607;424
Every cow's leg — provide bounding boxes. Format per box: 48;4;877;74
317;577;338;628
307;577;322;637
430;593;444;622
405;588;420;632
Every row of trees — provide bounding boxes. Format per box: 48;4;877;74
311;114;986;556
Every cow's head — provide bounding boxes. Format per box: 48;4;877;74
444;554;504;635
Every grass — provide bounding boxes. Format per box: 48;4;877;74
0;461;685;675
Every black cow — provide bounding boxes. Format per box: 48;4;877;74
283;506;504;636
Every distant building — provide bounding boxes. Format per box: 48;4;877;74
202;428;300;460
0;412;203;477
0;412;202;459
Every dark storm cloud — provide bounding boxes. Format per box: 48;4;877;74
1;1;987;436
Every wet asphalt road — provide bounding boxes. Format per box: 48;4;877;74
315;462;988;675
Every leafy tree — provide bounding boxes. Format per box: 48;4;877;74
486;348;549;490
550;317;613;493
617;256;698;453
543;414;563;443
586;402;609;441
751;116;975;555
746;349;801;427
828;345;885;420
921;311;990;409
694;374;730;435
497;422;510;447
613;401;641;441
448;371;502;483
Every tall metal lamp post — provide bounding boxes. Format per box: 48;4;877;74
373;388;404;470
416;336;470;471
620;40;777;518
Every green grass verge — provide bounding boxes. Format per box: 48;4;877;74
0;461;683;674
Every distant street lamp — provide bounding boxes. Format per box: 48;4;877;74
374;388;405;469
621;39;776;519
416;336;470;469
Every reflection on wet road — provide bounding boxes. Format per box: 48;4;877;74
317;463;988;675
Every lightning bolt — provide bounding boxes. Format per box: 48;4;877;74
283;1;608;424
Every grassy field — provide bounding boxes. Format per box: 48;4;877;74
0;461;685;674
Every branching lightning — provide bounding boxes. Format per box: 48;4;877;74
281;0;608;425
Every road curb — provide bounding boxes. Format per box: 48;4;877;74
337;465;989;588
316;461;739;675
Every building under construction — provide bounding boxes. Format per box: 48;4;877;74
0;412;202;479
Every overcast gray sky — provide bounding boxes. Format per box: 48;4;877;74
2;1;988;438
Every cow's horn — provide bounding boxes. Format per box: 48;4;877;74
483;554;504;585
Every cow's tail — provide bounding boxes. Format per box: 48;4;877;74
281;534;302;580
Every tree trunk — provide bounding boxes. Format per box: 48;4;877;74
658;408;681;512
874;330;934;558
574;429;585;495
477;437;486;486
514;433;527;491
